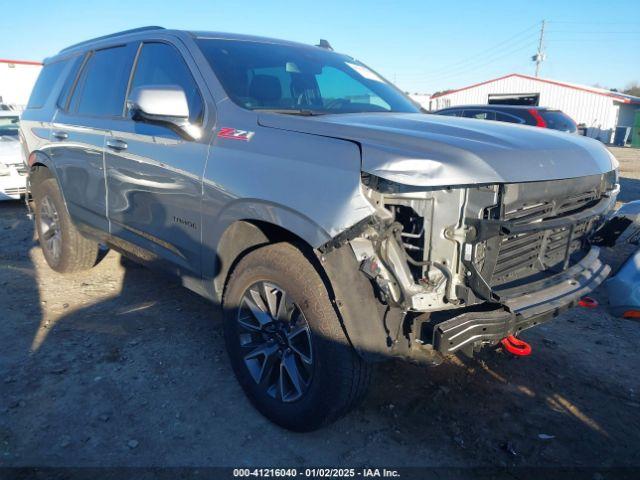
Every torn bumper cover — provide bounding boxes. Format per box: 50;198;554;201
433;246;609;355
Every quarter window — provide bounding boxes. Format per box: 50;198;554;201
70;46;135;117
27;60;68;109
129;43;204;124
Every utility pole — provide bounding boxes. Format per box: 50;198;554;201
533;19;546;77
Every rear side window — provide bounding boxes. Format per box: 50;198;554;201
540;110;577;133
462;110;496;120
495;112;525;124
129;42;204;124
438;109;462;117
27;60;68;109
70;46;135;117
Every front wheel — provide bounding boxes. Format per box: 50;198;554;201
223;243;371;431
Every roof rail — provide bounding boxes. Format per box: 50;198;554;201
60;26;165;53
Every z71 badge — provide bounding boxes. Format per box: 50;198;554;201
217;127;255;141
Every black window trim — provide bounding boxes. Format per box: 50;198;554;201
57;52;90;112
124;39;207;128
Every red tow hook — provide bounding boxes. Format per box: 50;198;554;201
501;335;532;356
578;296;599;308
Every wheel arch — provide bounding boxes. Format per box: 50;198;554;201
212;218;322;301
27;150;66;203
212;216;391;362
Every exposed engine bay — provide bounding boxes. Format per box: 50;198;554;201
320;170;619;360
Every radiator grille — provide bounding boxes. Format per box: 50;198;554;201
3;187;27;195
491;190;599;286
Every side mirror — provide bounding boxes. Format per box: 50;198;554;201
127;85;199;139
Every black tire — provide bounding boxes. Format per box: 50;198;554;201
32;176;99;273
223;242;371;431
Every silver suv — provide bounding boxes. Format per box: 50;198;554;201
20;27;619;431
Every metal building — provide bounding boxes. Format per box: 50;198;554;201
429;73;640;143
0;59;42;110
408;93;431;110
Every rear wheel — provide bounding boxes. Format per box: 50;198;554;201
223;242;371;431
32;176;99;273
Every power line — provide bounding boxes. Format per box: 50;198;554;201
547;30;640;33
397;31;538;80
403;23;539;78
548;20;640;25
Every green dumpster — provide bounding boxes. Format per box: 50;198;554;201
632;110;640;148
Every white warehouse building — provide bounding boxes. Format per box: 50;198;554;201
429;73;640;143
0;59;42;110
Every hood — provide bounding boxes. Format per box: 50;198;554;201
0;136;23;166
257;112;616;187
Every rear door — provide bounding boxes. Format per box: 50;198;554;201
50;44;137;233
104;40;212;276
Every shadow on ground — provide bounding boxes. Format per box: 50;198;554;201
1;200;640;469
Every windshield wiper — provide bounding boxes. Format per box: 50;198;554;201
253;108;326;116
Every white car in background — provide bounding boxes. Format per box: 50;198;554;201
0;112;27;200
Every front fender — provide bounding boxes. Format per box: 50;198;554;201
217;199;333;248
204;201;334;299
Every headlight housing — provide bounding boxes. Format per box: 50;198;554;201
0;161;10;177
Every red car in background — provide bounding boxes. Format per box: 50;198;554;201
434;105;578;133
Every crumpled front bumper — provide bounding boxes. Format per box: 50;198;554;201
433;246;610;355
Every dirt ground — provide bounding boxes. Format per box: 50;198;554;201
1;148;640;472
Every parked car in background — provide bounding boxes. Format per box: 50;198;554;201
434;105;578;133
0;112;27;200
21;27;619;431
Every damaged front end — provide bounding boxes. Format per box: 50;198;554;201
319;170;619;362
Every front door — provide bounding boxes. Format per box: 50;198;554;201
105;41;212;276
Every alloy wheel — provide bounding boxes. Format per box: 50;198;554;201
39;195;62;262
237;282;313;402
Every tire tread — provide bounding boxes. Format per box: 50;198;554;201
32;176;99;273
223;242;372;431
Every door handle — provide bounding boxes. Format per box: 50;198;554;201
52;131;68;140
106;139;128;151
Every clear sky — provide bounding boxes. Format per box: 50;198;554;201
1;0;638;94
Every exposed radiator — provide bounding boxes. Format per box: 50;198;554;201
491;190;599;286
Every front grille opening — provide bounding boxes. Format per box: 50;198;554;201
493;231;544;284
488;185;603;288
504;202;552;224
556;190;598;216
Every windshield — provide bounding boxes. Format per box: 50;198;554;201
540;110;577;133
0;116;19;137
196;39;419;114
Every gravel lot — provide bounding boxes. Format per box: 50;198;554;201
1;147;639;473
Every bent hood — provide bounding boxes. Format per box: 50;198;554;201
257;112;616;187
